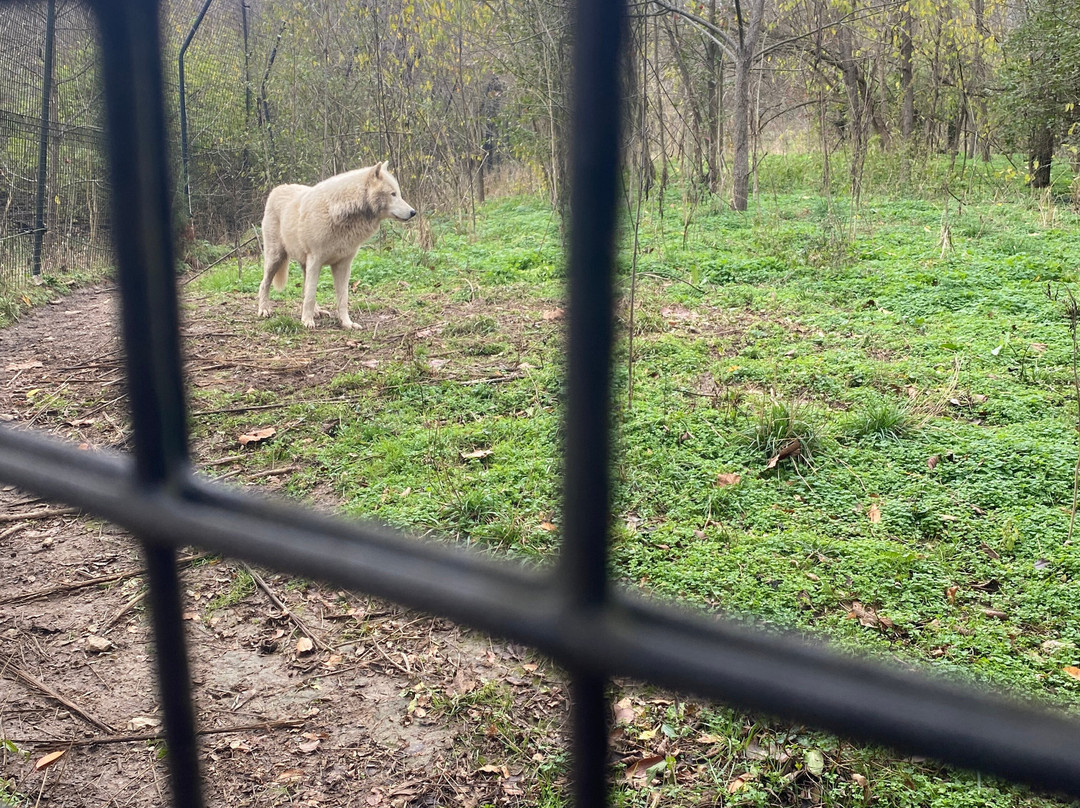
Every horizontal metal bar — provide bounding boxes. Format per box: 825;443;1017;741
4;423;1080;797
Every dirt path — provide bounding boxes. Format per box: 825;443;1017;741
0;287;567;806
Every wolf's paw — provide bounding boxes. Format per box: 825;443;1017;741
301;316;317;329
341;320;362;330
257;305;272;318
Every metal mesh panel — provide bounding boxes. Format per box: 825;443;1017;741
3;0;1080;806
0;0;110;288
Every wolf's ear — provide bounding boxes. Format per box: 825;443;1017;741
373;161;384;178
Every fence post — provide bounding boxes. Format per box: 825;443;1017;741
31;0;57;280
179;0;215;227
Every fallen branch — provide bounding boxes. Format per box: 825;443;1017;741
0;506;81;524
0;552;212;606
101;589;148;634
244;564;333;653
10;718;304;750
0;655;116;734
179;235;258;286
245;464;302;480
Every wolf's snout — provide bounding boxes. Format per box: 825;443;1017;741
404;208;417;220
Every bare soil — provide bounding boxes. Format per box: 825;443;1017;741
0;286;571;807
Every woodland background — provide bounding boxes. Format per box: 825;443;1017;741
0;0;1078;283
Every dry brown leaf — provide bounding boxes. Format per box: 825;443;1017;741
277;768;305;783
298;739;321;753
981;608;1007;620
613;697;637;725
542;308;564;321
1030;343;1047;354
946;586;960;604
697;733;723;744
34;749;66;771
295;637;315;655
727;771;758;793
765;439;801;470
867;503;881;523
625;754;666;781
1063;666;1080;680
461;448;493;460
715;472;742;487
238;427;276;446
927;455;940;470
539;521;558;532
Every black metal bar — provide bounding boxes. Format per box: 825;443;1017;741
179;0;214;223
560;0;626;802
87;1;203;803
30;0;56;278
7;426;1080;798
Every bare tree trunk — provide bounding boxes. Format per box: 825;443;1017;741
1030;127;1054;188
900;8;914;141
731;0;764;212
705;0;721;192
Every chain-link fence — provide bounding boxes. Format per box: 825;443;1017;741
0;0;110;290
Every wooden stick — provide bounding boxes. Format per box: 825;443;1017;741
0;507;81;524
244;564;333;653
0;552;212;606
9;718;304;750
0;655;116;734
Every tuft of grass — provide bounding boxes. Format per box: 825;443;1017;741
843;396;917;441
262;313;303;335
742;397;826;463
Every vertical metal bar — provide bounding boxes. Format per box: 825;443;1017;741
89;2;203;805
31;0;56;278
559;0;625;804
179;0;215;223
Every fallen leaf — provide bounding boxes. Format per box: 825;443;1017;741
298;739;321;753
127;716;161;731
613;697;638;725
625;754;666;781
727;771;758;793
238;427;276;446
1063;666;1080;680
461;448;493;460
981;608;1007;620
296;637;315;654
277;768;305;783
806;748;825;776
715;472;741;487
867;503;881;523
34;750;65;771
542;308;564;321
1030;343;1047;354
539;521;557;532
946;586;960;604
927;454;940;470
697;733;723;744
765;439;801;470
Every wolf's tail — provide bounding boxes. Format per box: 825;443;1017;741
271;262;289;291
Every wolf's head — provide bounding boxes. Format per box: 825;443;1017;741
369;161;417;222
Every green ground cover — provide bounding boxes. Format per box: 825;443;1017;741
188;155;1080;806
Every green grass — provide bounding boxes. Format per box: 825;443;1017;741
185;155;1080;806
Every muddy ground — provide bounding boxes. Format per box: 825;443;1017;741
0;285;573;807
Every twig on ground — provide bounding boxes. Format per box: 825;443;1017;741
244;564;333;652
101;588;148;634
0;523;28;541
0;552;211;606
10;718;304;750
0;506;81;524
245;465;302;480
0;655;116;733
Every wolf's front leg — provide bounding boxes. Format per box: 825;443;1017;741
331;258;362;329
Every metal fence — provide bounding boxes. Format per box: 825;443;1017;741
4;0;1080;806
0;0;110;288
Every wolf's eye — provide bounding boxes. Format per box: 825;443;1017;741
391;192;398;197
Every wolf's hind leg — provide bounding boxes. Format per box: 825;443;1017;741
257;249;288;318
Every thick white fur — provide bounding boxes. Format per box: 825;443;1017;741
257;162;416;329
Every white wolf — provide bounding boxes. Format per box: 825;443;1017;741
256;162;416;329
